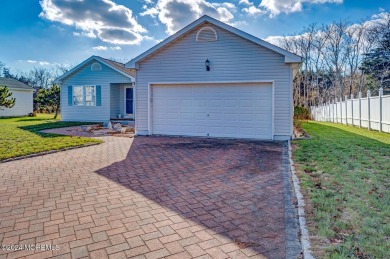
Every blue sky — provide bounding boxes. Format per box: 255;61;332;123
0;0;388;72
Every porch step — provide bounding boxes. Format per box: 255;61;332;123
110;119;134;126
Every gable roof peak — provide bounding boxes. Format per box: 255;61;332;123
125;15;301;68
54;55;135;83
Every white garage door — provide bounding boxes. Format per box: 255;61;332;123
151;83;273;139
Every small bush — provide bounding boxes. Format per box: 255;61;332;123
294;106;311;119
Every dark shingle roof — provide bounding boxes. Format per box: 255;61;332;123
0;77;33;90
97;57;136;77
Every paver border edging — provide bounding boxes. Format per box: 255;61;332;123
282;141;302;258
0;142;101;163
288;140;314;259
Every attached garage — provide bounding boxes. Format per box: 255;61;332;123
151;82;273;139
126;15;301;140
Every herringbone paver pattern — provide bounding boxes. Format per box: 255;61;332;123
0;135;288;259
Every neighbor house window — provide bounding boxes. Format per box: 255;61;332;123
73;85;96;106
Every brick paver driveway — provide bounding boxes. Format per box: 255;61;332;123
0;135;299;259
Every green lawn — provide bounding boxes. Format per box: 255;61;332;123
0;114;101;161
293;121;390;258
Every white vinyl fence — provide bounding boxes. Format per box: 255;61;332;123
311;88;390;133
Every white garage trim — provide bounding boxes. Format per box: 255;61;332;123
147;81;275;140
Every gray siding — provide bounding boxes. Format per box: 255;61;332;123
110;84;128;118
0;89;33;117
135;25;293;137
110;84;121;118
61;60;132;122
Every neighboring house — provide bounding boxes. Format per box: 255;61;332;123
54;56;135;121
0;77;34;117
57;15;301;140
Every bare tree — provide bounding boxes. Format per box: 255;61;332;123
52;64;73;79
273;11;390;107
30;67;52;88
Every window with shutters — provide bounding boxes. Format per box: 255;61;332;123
85;86;96;106
73;86;84;106
196;27;218;42
73;85;96;106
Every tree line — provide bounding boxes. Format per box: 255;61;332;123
0;62;71;118
275;12;390;108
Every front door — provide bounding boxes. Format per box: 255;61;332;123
125;87;134;116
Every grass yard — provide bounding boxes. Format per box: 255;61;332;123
293;121;390;258
0;114;101;161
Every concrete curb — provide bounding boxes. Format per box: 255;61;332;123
288;141;314;259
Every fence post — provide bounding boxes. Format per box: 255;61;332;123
333;100;335;122
345;95;348;125
379;87;383;132
328;101;331;122
351;93;354;126
323;103;325;122
340;97;342;123
367;90;371;130
358;92;362;128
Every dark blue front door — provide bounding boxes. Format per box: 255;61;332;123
126;88;134;114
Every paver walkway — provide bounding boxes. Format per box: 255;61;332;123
0;134;299;259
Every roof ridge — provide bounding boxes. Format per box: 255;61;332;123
97;56;125;66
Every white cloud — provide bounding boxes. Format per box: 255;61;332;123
141;0;235;35
39;0;147;45
238;0;251;6
259;0;343;16
242;6;265;16
263;35;285;46
93;46;108;51
238;0;265;16
93;45;122;51
19;60;51;66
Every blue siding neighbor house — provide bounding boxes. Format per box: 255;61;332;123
55;56;135;122
56;16;301;140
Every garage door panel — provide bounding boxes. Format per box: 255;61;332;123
152;84;273;139
179;112;193;120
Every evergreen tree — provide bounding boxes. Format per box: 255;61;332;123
0;86;16;110
361;30;390;93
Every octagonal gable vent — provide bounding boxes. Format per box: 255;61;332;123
91;62;102;71
196;26;218;42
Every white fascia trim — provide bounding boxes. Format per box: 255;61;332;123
54;56;96;83
147;80;275;140
125;15;302;69
54;56;135;83
8;88;34;92
93;56;135;82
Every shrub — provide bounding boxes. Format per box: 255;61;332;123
294;106;311;119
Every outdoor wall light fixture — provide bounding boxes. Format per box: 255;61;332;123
205;59;210;71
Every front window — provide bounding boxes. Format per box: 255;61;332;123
85;86;96;106
73;86;84;106
73;85;96;106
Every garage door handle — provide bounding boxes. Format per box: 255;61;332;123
207;114;209;117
